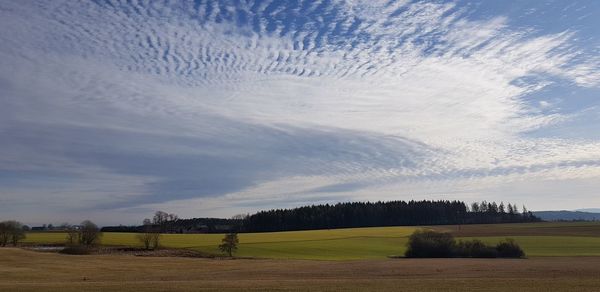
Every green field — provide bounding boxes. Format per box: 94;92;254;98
23;222;600;260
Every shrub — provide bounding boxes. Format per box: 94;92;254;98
136;232;161;250
404;230;525;258
455;239;498;258
496;238;525;258
405;230;456;258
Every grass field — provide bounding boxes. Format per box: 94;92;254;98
24;226;416;260
22;222;600;260
2;248;600;291
8;222;600;291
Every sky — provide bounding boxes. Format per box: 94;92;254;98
1;0;599;226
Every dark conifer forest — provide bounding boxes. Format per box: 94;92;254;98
242;200;539;232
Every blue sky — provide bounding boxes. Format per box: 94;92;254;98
1;0;599;225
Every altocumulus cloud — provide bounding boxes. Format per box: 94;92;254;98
0;0;599;224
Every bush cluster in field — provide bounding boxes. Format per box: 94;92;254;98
405;230;525;258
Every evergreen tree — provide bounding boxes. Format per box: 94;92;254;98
219;233;239;257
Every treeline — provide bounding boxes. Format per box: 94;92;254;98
242;200;539;232
101;211;241;234
102;200;540;234
100;218;241;233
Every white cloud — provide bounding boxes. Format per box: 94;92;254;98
0;0;599;224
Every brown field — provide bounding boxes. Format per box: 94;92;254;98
1;248;600;291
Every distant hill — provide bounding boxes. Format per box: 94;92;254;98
533;211;600;221
576;208;600;213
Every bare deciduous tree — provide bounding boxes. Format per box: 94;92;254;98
0;222;10;247
0;221;26;246
65;225;79;245
153;211;178;233
136;225;161;250
153;211;169;226
231;214;248;220
78;220;101;246
9;222;25;246
137;232;153;250
151;232;160;249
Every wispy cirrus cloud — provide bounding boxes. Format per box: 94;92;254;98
0;0;599;224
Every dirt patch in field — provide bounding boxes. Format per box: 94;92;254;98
22;245;226;258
